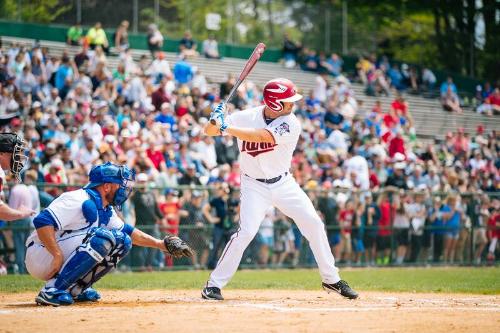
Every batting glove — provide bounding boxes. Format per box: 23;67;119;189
210;103;228;132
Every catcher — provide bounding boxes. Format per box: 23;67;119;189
25;162;194;306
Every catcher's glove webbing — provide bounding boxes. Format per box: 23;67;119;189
163;235;195;258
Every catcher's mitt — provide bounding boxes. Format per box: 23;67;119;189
163;235;194;258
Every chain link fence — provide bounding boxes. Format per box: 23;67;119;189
0;183;498;274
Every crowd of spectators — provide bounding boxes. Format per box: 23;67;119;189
281;34;499;117
0;25;498;274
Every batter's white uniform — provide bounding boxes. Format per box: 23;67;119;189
25;189;127;281
207;106;341;289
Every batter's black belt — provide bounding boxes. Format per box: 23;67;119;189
246;172;288;184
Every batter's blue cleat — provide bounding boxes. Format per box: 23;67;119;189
35;288;74;306
75;288;101;302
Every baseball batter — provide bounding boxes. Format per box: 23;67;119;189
25;162;193;306
202;78;358;300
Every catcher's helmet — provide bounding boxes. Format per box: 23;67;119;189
84;162;135;210
263;78;302;112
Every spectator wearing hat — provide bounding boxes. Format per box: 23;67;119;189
386;162;408;189
131;173;164;271
44;160;64;197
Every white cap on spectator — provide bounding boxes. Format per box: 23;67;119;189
393;152;406;162
394;162;406;170
32;101;42;108
137;173;148;182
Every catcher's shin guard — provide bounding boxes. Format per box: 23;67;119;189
54;227;116;291
69;229;132;297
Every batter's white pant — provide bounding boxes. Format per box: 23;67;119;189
25;232;87;282
208;174;340;289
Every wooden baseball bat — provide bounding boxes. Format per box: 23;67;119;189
210;42;266;125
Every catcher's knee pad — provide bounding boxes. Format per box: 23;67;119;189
110;229;132;259
54;228;116;291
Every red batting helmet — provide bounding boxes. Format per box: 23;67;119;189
263;78;303;112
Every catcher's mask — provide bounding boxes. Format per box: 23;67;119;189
84;162;136;211
0;133;28;182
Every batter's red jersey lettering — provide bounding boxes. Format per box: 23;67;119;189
241;141;277;157
226;105;301;179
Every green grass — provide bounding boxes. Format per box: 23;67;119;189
1;267;499;294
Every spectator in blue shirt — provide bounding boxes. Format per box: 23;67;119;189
441;194;461;263
388;64;405;91
173;56;193;85
429;196;445;262
324;103;344;136
54;56;73;91
326;53;343;77
155;102;176;130
440;77;458;97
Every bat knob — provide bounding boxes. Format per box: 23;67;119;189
210;119;216;125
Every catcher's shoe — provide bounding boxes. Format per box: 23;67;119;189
35;288;74;306
74;288;101;302
202;286;224;300
322;280;359;300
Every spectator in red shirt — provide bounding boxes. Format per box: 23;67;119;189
159;189;182;267
376;192;394;265
339;200;355;263
452;128;469;157
372;100;383;114
146;143;167;171
391;94;408;117
226;161;241;188
486;205;499;263
383;108;399;130
388;130;406;158
151;76;171;111
44;161;63;197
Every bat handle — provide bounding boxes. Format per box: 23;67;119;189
210;119;216;125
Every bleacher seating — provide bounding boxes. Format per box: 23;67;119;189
3;36;499;139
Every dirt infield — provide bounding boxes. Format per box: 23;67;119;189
1;290;498;333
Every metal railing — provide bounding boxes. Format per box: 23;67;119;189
0;183;498;273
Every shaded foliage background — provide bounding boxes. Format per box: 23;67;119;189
0;0;498;81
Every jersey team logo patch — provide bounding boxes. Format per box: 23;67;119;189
241;141;277;157
274;122;290;136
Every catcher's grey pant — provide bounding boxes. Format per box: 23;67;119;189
207;174;341;289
